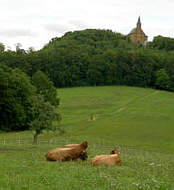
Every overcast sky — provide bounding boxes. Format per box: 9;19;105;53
0;0;174;50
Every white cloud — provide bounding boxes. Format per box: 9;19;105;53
68;20;89;29
44;23;71;33
0;28;36;38
0;0;173;50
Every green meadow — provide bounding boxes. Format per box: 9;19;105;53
0;86;174;190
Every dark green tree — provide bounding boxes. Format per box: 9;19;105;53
32;71;59;106
0;43;5;53
149;35;174;51
155;69;171;90
0;64;36;131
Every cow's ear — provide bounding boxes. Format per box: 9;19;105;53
81;141;88;148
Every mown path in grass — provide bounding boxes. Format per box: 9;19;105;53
58;86;174;153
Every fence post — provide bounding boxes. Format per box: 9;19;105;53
3;138;5;145
18;137;21;144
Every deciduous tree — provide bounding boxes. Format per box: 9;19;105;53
30;95;61;144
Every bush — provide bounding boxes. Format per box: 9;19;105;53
155;69;171;90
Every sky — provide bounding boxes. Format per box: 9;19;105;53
0;0;174;50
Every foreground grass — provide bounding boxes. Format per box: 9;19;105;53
0;86;174;189
0;133;174;190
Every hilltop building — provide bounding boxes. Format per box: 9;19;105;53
129;17;148;45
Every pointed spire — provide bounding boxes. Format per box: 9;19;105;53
137;16;141;25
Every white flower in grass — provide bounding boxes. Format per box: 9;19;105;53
156;164;162;167
132;182;141;187
151;178;158;183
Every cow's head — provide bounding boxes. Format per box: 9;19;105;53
110;149;120;155
81;141;88;149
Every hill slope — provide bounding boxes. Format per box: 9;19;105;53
59;86;174;153
0;86;174;189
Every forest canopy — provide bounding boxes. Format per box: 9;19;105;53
1;29;174;90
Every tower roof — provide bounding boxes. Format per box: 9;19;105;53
129;28;136;34
137;16;141;25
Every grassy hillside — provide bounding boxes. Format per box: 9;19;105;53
59;86;174;153
0;86;174;190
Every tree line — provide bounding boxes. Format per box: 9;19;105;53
1;30;174;90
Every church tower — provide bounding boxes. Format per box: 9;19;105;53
137;16;141;30
129;17;148;45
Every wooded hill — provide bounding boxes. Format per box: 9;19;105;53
1;29;174;90
1;29;174;132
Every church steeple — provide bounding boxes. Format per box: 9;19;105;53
137;16;141;25
136;16;141;30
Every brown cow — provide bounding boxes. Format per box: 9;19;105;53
63;144;88;160
45;141;88;161
92;149;121;166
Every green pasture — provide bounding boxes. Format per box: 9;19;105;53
0;86;174;189
59;86;174;153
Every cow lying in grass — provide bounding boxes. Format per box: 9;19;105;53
45;141;88;161
63;144;88;160
92;149;121;166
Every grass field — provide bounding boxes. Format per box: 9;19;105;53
0;86;174;189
